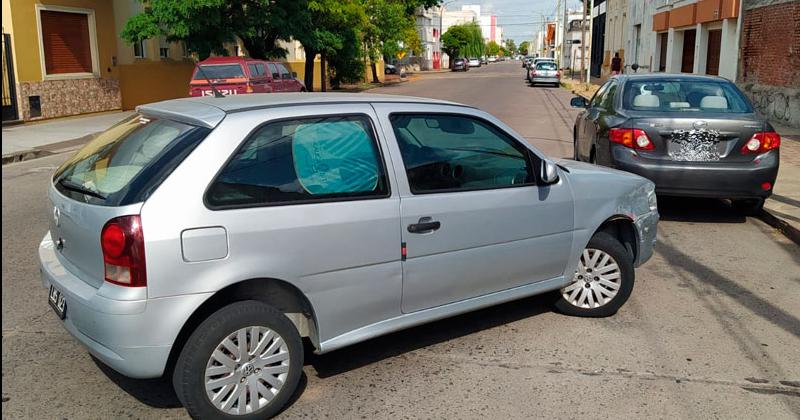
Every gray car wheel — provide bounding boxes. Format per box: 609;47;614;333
174;301;303;419
554;232;634;317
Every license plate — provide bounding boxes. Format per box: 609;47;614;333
202;89;238;96
49;285;67;320
668;129;722;161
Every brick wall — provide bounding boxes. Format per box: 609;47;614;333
738;1;800;128
739;1;800;87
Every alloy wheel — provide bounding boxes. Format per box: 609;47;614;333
561;248;621;309
204;326;290;415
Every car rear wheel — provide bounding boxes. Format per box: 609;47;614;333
554;232;634;317
174;301;303;419
732;198;765;216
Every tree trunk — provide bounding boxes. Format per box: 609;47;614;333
304;50;316;92
371;62;379;84
321;53;327;92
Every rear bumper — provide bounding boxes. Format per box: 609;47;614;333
611;147;779;199
39;232;212;379
531;77;560;84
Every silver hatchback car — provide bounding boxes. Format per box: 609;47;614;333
40;93;658;418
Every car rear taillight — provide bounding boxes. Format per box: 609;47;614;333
101;215;146;287
742;131;780;154
556;71;561;78
609;128;655;150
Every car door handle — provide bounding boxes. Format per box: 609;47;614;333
407;217;441;234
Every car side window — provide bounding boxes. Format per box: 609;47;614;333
276;64;290;79
268;63;279;79
590;82;611;108
390;114;534;194
255;63;265;76
247;63;259;77
601;81;618;111
207;115;389;208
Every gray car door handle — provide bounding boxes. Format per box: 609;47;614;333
408;217;441;234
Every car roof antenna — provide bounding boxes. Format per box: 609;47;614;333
195;64;225;98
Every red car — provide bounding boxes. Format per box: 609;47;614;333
189;56;306;97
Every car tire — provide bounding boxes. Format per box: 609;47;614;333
553;232;634;318
573;128;580;161
173;301;303;420
732;198;765;216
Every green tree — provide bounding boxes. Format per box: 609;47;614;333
121;0;301;60
486;40;501;57
364;0;412;83
518;40;530;56
504;39;516;56
293;0;368;91
442;22;483;66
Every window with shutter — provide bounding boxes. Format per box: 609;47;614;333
40;10;94;75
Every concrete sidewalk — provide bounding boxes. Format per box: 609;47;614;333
2;111;134;164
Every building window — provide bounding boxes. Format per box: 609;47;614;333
159;37;170;59
37;7;97;76
133;40;146;58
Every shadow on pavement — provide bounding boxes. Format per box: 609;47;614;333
657;242;800;339
306;294;553;378
657;196;746;223
92;357;181;409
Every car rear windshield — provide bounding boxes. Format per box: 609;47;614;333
623;79;752;113
193;64;246;80
53;114;211;206
536;62;557;70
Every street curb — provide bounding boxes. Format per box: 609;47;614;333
2;133;96;166
758;209;800;245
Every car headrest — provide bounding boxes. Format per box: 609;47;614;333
633;94;660;108
700;96;728;109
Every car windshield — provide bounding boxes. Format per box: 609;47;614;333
536;62;557;70
53;114;210;205
193;64;245;80
623;79;752;113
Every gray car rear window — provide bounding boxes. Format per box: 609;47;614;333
623;79;752;113
54;114;210;206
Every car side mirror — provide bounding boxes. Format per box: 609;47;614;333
272;72;280;79
292;71;297;78
570;96;589;108
540;160;559;185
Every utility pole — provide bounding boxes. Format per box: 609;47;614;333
580;0;587;83
586;0;593;86
562;0;569;71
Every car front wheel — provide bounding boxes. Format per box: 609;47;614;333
174;301;303;419
554;232;634;317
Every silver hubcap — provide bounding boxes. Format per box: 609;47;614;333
205;326;290;415
561;248;621;309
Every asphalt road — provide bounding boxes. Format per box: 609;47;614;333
2;61;799;419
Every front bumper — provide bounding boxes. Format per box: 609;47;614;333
39;232;212;379
612;147;779;199
633;210;658;267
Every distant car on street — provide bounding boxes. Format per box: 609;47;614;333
529;61;561;87
189;57;305;97
452;58;469;71
488;56;498;63
571;74;779;214
468;57;481;67
385;64;398;74
42;93;657;419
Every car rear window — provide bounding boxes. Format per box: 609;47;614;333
53;114;210;206
536;62;557;70
623;79;752;113
193;64;246;80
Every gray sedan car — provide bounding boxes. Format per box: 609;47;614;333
41;93;658;418
571;74;779;213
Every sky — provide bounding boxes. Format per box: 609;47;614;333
443;0;584;44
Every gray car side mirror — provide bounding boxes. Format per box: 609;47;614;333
540;160;559;185
570;96;588;108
